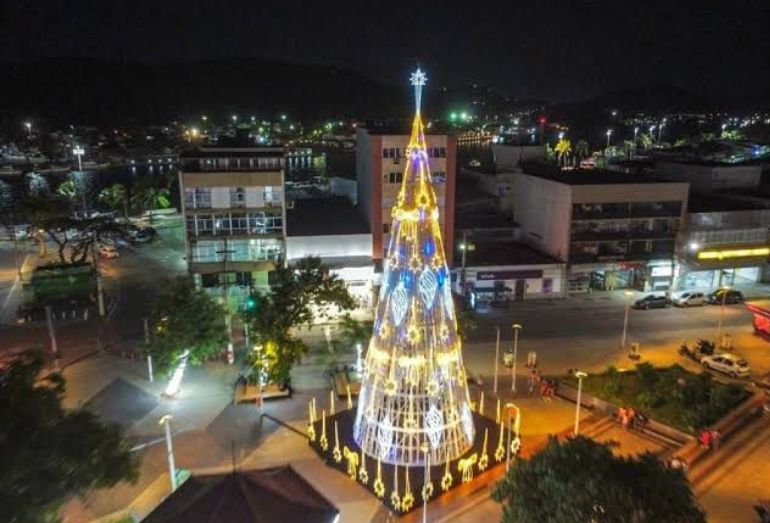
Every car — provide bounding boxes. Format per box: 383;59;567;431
633;294;670;309
672;291;706;307
98;244;119;259
701;353;751;378
130;226;157;243
706;289;744;305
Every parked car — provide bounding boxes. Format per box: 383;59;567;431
701;353;751;378
672;291;706;307
633;294;670;309
706;289;744;305
130;226;157;243
98;244;119;259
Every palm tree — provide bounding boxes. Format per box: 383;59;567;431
99;183;129;219
638;133;653;150
131;184;170;223
554;138;572;169
575;139;590;160
623;139;635;159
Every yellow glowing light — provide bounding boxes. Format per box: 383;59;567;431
697;246;770;260
319;410;329;451
495;421;505;462
374;459;385;497
421;481;434;501
333;421;342;463
441;460;453;491
391;464;401;511
478;429;489;471
346;385;353;410
401;470;415;512
359;451;369;484
458;453;477;483
343;446;359;479
329;389;336;415
479;391;485;416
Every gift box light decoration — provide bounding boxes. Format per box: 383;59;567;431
353;67;475;467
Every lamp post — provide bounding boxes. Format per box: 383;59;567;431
558;131;564;140
421;442;430;523
24;121;32;137
716;285;729;347
605;129;613;148
634;126;639;141
573;371;587;435
494;326;500;394
658;120;666;144
159;415;178;492
72;145;84;171
620;290;633;350
721;123;727;137
511;324;521;393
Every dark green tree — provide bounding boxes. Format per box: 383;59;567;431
0;352;139;522
243;256;355;385
148;276;228;375
492;436;705;523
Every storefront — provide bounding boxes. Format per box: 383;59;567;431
677;245;769;290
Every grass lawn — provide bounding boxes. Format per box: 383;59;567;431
561;363;751;434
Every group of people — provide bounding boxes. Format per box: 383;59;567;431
699;428;721;450
616;406;647;430
527;370;556;400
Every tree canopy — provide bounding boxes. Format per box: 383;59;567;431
492;436;705;523
0;352;138;522
148;276;228;374
243;256;355;384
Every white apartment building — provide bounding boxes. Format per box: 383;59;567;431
179;147;286;307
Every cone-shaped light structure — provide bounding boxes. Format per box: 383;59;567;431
354;67;474;466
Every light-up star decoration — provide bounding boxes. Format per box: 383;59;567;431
410;67;427;113
353;67;475;467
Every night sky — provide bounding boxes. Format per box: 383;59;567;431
2;0;769;103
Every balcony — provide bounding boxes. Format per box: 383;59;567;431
572;208;681;220
571;229;677;242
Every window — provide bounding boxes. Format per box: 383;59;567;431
184;189;195;209
384;172;403;184
264;186;282;205
247;212;283;234
194;187;212;208
214;214;230;235
382;147;402;159
191;240;224;263
231;213;249;234
438;147;446;158
432;171;446;183
383;223;390;233
230;187;246;207
196;214;213;235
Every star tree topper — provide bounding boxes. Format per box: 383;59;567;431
410;67;427;113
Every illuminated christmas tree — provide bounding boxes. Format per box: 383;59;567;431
354;67;474;466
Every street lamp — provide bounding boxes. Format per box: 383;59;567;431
511;324;522;393
605;129;613;148
634;126;639;141
231;115;238;123
72;145;84;171
159;415;178;492
620;290;633;350
558;131;564;140
573;371;588;435
716;285;730;347
24;121;32;137
658;122;666;144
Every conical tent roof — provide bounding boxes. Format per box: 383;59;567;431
354;68;474;466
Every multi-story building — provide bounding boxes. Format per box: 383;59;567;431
179;146;286;306
355;124;457;266
512;171;689;292
676;196;770;289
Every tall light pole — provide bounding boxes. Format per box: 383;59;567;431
511;324;521;393
24;121;32;137
72;145;84;171
620;290;633;350
573;371;588;436
494;326;500;394
716;285;729;346
633;126;639;141
605;129;613;148
159;415;178;492
658;120;666;144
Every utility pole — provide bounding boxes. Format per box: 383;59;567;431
91;237;105;317
144;318;154;382
217;238;236;365
45;305;59;369
574;371;588;435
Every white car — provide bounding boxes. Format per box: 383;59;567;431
673;291;706;307
701;353;751;378
98;244;119;259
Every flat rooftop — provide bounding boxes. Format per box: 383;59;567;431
523;169;680;186
287;197;370;236
180;146;285;159
358;120;453;136
464;242;562;267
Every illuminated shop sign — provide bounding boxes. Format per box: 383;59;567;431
696;246;770;261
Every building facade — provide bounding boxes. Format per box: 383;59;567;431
356;125;457;266
676;205;770;289
512;172;690;292
179;147;286;307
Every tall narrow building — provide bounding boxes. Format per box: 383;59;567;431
354;69;474;466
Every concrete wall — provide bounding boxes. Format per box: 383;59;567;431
512;173;572;261
285;233;372;260
491;144;545;171
657;161;761;193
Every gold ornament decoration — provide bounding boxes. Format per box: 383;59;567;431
373;458;385;498
343;446;359;480
319;410;329;451
333;421;342;463
494;420;505;462
401;469;415;512
478;429;490;471
441;459;453;491
359;451;369;484
390;464;401;511
457;453;477;483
